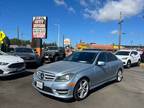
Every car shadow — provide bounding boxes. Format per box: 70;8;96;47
26;63;38;69
0;71;34;81
41;80;116;103
89;80;116;96
41;93;76;103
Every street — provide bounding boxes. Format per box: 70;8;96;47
0;66;144;108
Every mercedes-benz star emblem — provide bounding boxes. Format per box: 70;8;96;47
40;73;44;80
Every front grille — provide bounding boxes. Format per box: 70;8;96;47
22;56;34;60
0;69;3;74
38;71;55;81
8;63;25;68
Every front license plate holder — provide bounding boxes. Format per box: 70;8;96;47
36;81;43;89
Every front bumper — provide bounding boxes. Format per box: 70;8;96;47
119;59;127;66
0;66;26;77
32;74;75;99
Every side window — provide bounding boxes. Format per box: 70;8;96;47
107;53;118;62
97;52;107;62
134;51;138;55
131;51;135;55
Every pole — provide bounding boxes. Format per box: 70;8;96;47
17;26;20;46
57;24;60;47
118;12;123;50
54;24;60;47
63;34;65;48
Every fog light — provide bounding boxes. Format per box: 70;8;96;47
56;89;69;95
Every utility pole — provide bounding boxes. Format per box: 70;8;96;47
17;26;20;40
17;26;20;46
118;12;123;50
63;34;65;48
54;24;60;47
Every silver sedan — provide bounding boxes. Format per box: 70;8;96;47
32;51;123;100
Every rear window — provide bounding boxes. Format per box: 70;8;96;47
115;51;130;56
15;48;33;53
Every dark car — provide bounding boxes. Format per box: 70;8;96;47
43;46;65;62
13;47;41;66
141;52;144;62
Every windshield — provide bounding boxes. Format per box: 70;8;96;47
64;52;98;64
115;51;130;56
15;48;33;53
0;51;7;55
46;47;58;50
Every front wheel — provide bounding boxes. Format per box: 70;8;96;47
126;60;131;68
73;78;89;101
116;69;123;82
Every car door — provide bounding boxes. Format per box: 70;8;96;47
134;51;140;63
106;52;118;78
130;51;137;63
93;52;110;85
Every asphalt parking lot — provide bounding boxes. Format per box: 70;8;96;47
0;66;144;108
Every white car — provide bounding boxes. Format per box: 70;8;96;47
115;50;141;68
0;51;26;77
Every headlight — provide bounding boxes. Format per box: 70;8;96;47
122;57;128;60
55;73;75;82
0;62;9;65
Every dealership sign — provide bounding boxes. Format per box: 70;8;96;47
32;16;47;39
64;38;71;45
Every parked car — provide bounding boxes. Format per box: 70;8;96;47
115;50;141;68
32;51;123;100
43;46;65;62
13;47;41;66
141;51;144;62
0;50;25;77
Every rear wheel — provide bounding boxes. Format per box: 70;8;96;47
116;69;123;82
73;78;89;101
126;60;131;68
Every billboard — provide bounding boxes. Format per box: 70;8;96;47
32;16;47;39
64;38;71;45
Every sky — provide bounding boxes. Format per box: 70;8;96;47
0;0;144;46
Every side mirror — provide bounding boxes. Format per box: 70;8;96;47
97;61;105;66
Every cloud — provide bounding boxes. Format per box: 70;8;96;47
53;0;76;14
83;0;144;22
111;30;118;35
89;29;96;34
54;0;67;7
68;7;76;13
80;0;88;7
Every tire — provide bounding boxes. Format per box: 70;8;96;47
54;56;59;62
73;78;89;101
137;59;141;66
126;60;131;68
116;69;123;82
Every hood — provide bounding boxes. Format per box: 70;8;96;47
0;55;24;63
116;55;129;60
38;61;92;74
14;53;35;57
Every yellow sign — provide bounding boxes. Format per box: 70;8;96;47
0;31;6;44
